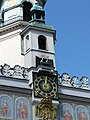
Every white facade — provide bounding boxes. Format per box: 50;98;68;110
0;28;25;67
0;0;58;119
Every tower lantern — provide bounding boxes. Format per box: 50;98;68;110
30;1;45;23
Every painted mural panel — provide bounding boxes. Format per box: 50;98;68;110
0;95;12;119
76;106;89;120
16;98;29;120
60;103;74;120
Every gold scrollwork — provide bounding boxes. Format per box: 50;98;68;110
35;97;57;120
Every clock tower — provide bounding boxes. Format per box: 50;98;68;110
0;0;57;79
0;0;59;119
1;1;90;120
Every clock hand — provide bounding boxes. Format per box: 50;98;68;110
45;76;47;85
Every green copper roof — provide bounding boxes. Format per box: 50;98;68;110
30;4;44;11
21;21;56;42
29;22;55;31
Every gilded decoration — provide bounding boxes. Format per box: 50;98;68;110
35;97;57;120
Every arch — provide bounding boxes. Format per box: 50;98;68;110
75;105;89;120
0;95;12;118
59;103;74;120
0;94;12;100
25;35;30;51
1;10;4;22
15;97;29;120
38;35;47;50
22;1;32;22
0;9;4;23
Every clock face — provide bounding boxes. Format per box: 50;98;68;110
34;73;58;99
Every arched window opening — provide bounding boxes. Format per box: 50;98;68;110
26;35;30;51
36;12;42;19
38;35;47;50
2;10;4;22
23;2;32;22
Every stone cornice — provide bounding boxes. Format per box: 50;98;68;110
58;84;90;101
3;4;23;12
22;48;55;56
0;21;28;35
0;85;32;95
0;30;20;42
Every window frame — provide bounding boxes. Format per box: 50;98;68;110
38;35;47;51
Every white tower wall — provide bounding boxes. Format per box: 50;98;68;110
22;29;56;68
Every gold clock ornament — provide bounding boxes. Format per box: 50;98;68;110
34;74;58;99
35;97;57;120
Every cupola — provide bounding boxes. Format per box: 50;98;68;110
30;1;45;24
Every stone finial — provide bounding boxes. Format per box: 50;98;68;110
23;68;29;80
71;76;79;87
12;65;23;78
2;64;11;77
35;0;38;5
80;76;89;89
60;73;71;86
34;0;47;7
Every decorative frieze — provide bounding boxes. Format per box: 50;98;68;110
0;63;29;80
59;73;90;89
59;103;89;120
0;95;31;120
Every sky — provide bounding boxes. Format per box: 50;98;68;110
45;0;90;83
